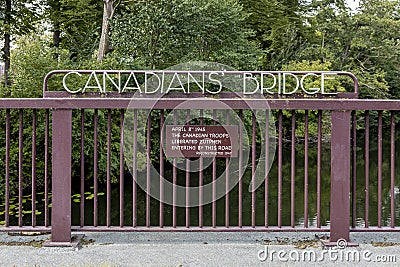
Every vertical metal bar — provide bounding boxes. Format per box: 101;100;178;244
51;109;72;243
160;110;164;228
31;109;37;227
390;111;395;228
5;109;10;227
352;111;357;228
199;110;204;228
80;109;85;227
304;110;309;228
278;110;283;228
186;110;190;228
212;110;217;228
291;110;296;228
146;113;151;228
330;110;351;242
365;111;369;228
106;109;111;227
317;110;322;228
120;109;125;227
378;111;382;228
238;110;243;228
133;110;138;227
252;112;257;228
225;110;230;228
265;111;269;228
44;109;49;227
173;111;177;228
18;109;23;227
93;109;98;227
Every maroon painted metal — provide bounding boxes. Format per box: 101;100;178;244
159;110;165;228
199;110;204;228
238;110;243;228
390;111;395;228
80;109;85;227
330;111;351;242
277;110;283;228
18;109;23;227
352;111;357;228
186;110;191;228
172;111;177;228
93;109;98;227
4;96;400;243
146;115;151;228
225;110;230;228
132;110;138;227
44;109;49;227
378;111;383;228
365;111;370;228
291;111;296;228
252;112;257;228
264;111;269;228
317;110;322;228
107;109;112;227
304;110;309;228
50;109;72;243
212;110;217;228
4;98;400;110
31;109;37;227
120;110;125;227
5;109;10;227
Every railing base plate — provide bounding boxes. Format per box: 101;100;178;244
43;234;84;248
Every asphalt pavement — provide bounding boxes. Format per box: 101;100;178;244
0;231;399;266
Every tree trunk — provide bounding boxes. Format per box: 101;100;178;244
98;0;114;61
3;0;12;89
52;0;61;48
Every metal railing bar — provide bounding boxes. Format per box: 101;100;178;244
212;110;217;228
352;111;357;228
120;109;125;227
5;109;10;227
31;109;37;227
93;109;98;227
44;109;49;227
225;110;230;228
18;109;23;227
159;110;165;228
146;114;151;228
365;111;370;228
80;109;85;227
390;111;395;228
106;109;112;227
378;111;383;228
265;111;269;228
252;112;256;228
291;110;296;228
277;110;283;228
317;110;322;228
304;110;309;228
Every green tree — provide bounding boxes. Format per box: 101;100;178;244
111;0;261;70
46;0;103;60
298;0;400;98
0;0;42;89
238;0;311;70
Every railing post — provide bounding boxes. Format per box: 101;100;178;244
330;110;351;243
44;108;73;246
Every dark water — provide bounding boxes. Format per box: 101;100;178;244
71;137;400;228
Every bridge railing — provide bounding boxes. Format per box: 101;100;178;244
0;98;399;246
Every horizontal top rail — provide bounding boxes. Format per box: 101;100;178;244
0;98;400;110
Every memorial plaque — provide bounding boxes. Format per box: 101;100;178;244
165;125;238;158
